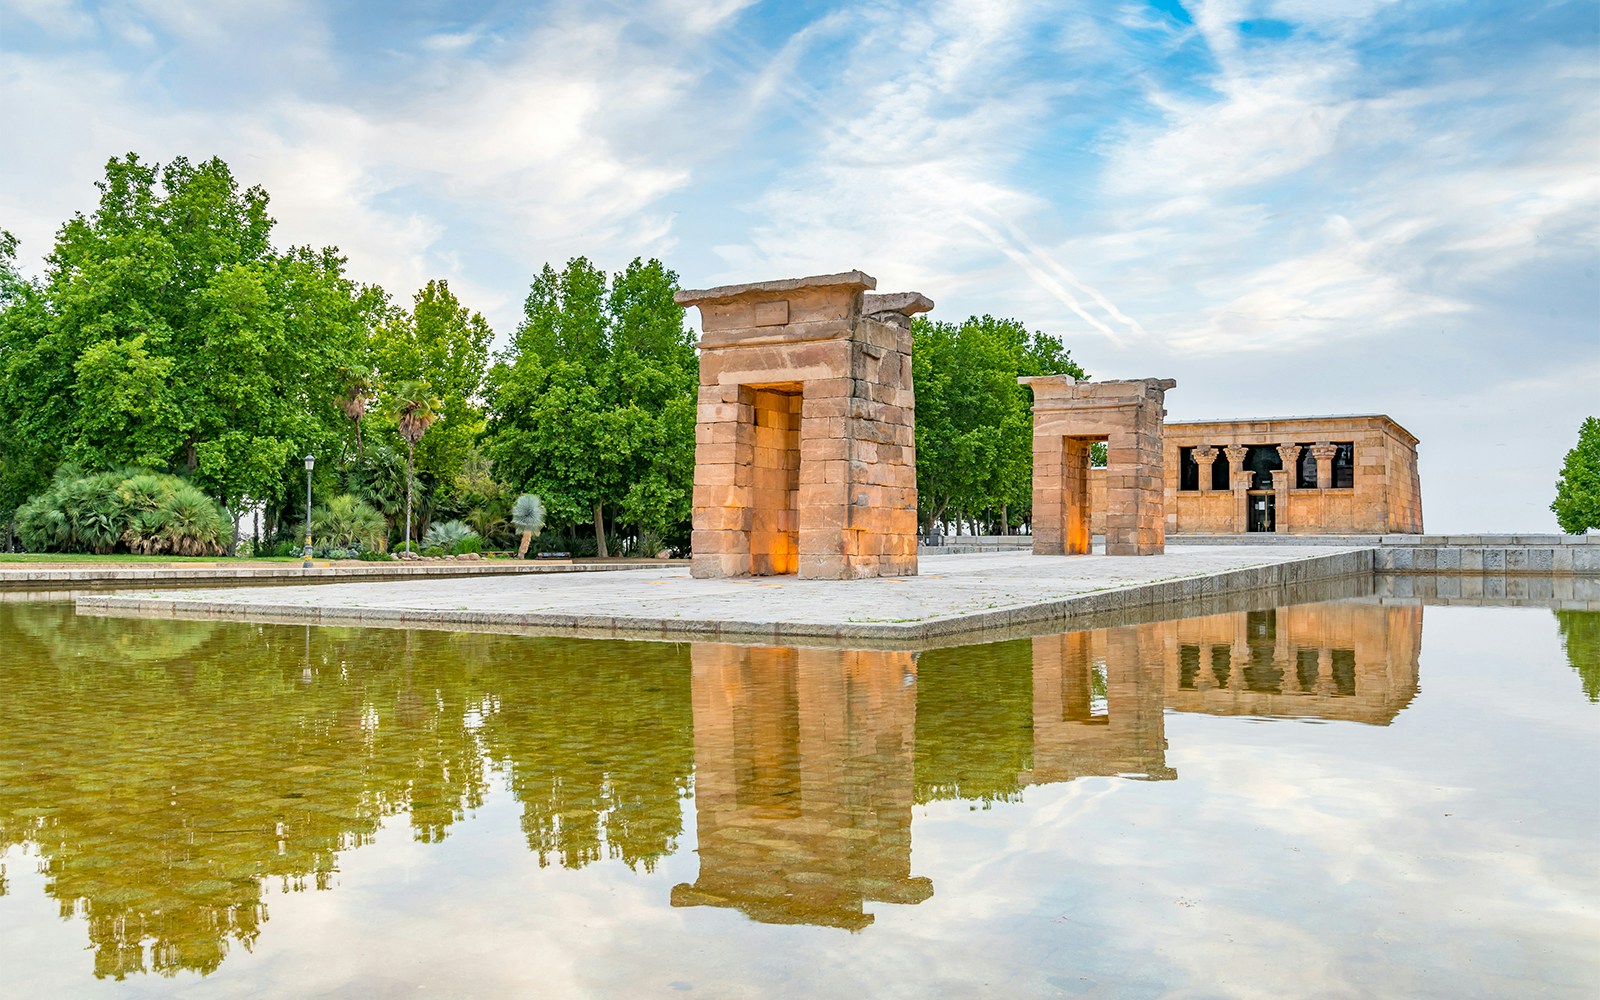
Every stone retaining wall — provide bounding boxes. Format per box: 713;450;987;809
1374;573;1600;608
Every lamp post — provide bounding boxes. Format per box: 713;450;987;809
303;453;315;569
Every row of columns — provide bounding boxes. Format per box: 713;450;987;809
1183;642;1350;697
1188;442;1342;492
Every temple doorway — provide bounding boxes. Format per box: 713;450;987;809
1247;492;1276;533
747;386;801;575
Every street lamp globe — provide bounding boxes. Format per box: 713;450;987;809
304;453;315;472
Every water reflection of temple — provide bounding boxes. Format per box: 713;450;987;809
1023;627;1176;786
671;645;932;930
1161;603;1421;724
0;597;1427;971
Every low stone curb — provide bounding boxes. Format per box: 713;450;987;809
1;561;662;587
77;548;1372;645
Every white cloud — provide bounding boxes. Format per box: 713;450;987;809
1;0;1593;529
6;0;94;38
0;1;741;332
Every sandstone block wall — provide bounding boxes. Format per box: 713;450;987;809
678;272;928;579
1020;377;1176;557
1023;627;1172;786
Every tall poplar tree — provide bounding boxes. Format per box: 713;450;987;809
484;257;695;556
912;315;1084;534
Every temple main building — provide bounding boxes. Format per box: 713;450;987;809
1092;414;1423;536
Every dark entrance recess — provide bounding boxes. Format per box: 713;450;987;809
1296;445;1318;489
1243;446;1282;490
1179;447;1200;491
1211;451;1230;490
1247;492;1276;532
1332;443;1355;489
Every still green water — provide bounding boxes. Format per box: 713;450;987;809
0;598;1595;998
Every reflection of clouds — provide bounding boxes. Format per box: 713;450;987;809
2;607;1596;997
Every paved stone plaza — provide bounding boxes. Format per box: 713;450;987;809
78;546;1373;643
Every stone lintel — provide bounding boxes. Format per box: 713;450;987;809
699;321;857;350
1019;376;1177;399
863;292;935;317
675;271;877;307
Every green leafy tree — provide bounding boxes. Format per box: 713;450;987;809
912;315;1084;534
388;381;443;551
1552;416;1600;534
0;155;376;540
484;257;695;557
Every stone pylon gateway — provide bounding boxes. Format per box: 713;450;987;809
1019;376;1177;557
676;271;930;580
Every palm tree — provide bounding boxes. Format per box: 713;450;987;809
338;369;375;460
386;381;443;553
511;493;546;559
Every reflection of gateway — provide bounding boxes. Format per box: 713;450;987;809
1023;627;1176;786
671;645;932;931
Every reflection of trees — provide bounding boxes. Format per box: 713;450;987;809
11;600;219;672
1554;610;1600;702
913;638;1034;805
0;607;690;978
472;639;692;872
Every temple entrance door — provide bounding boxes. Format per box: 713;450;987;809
748;387;801;574
1247;492;1275;533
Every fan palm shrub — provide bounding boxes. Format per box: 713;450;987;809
16;470;231;555
158;484;232;555
312;494;386;550
511;493;546;559
17;470;125;554
421;519;479;554
349;444;409;545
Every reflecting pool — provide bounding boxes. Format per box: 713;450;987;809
1;596;1595;998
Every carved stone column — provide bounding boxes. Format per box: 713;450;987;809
1273;444;1296;533
1224;445;1250;533
1277;444;1298;492
1310;443;1338;490
1193;446;1218;492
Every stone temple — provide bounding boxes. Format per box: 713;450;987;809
676;271;929;580
1084;414;1424;536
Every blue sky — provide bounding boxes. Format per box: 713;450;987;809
2;0;1596;531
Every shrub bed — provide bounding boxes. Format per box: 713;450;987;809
16;470;233;556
